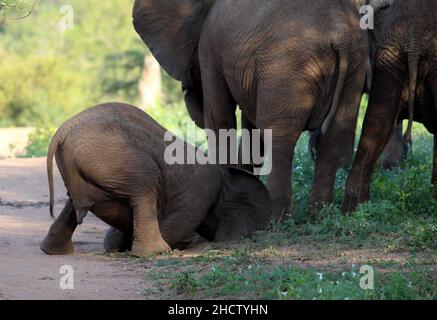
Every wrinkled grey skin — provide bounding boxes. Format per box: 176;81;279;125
342;0;437;213
133;0;368;219
40;103;271;257
310;0;407;171
367;0;409;169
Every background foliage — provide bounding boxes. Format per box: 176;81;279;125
0;0;184;128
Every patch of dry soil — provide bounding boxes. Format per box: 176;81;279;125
0;157;150;300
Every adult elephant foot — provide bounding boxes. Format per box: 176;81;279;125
272;201;291;223
341;193;359;214
308;187;334;217
341;191;369;214
40;235;74;255
307;200;329;219
104;227;131;253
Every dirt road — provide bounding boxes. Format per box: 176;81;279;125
0;158;149;300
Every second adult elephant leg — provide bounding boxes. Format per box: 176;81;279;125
40;198;77;255
258;86;313;221
342;63;404;213
238;115;264;173
267;134;300;221
379;123;407;170
309;69;365;211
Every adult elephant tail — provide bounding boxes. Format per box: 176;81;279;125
321;45;350;135
404;51;419;145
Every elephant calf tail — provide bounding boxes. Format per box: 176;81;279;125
47;132;61;219
321;44;350;135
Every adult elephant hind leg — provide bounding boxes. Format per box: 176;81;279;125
130;194;171;257
379;123;407;170
309;64;366;214
40;198;77;255
267;134;301;222
201;52;238;165
341;62;404;213
238;115;264;174
258;87;314;222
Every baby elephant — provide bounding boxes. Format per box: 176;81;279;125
41;103;272;257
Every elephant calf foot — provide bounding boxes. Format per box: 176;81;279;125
131;236;171;257
104;227;131;253
40;234;74;255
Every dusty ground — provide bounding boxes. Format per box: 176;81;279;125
0;128;34;158
0;157;152;300
1;158;433;300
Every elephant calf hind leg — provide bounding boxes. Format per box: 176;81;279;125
104;227;132;253
131;195;171;257
41;199;77;255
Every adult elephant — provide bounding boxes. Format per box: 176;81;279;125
342;0;437;213
133;0;368;220
366;0;409;170
309;0;407;171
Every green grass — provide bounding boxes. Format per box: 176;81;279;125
142;244;436;300
169;263;435;300
23;95;437;300
138;117;436;300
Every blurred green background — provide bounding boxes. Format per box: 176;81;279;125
0;0;185;131
0;0;432;157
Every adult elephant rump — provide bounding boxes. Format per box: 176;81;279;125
133;0;369;220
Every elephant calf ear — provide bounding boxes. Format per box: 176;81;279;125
214;168;272;242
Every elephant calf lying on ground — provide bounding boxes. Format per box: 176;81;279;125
40;103;272;257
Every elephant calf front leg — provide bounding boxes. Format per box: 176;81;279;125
41;198;77;255
131;195;171;257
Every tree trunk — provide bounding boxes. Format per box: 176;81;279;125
139;54;162;108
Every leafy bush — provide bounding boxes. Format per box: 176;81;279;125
0;54;93;127
21;127;56;158
0;0;184;128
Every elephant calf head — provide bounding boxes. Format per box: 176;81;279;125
197;167;272;242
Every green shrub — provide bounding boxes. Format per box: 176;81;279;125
0;54;93;127
21;127;56;158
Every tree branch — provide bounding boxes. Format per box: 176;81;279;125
0;0;38;23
